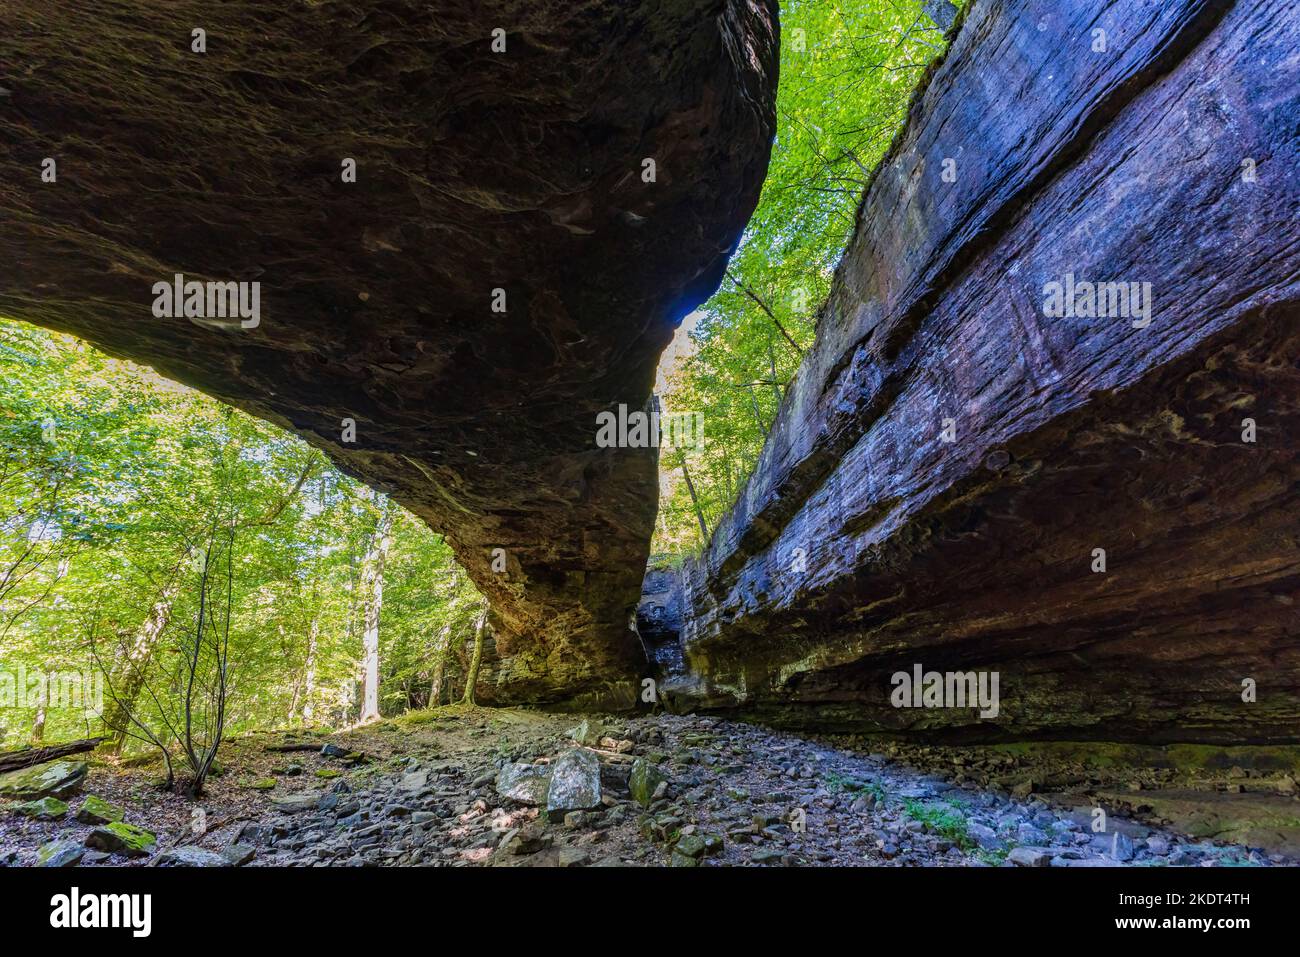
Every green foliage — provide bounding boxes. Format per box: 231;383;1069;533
903;798;973;848
903;797;1008;864
0;318;480;753
655;0;953;554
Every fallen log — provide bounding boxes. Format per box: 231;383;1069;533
264;742;323;753
0;737;105;774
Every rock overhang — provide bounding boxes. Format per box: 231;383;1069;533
0;0;781;704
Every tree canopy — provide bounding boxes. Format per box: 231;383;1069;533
0;320;482;755
653;0;956;556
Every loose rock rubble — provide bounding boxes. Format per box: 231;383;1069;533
2;710;1297;868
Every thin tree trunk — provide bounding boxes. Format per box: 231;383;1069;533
30;703;46;743
745;384;770;439
767;338;784;405
359;500;393;722
725;268;803;356
428;623;451;707
680;459;709;542
300;615;320;724
461;608;488;705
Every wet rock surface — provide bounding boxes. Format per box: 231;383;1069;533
0;0;779;707
5;712;1295;868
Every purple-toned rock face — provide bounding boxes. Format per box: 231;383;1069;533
662;0;1300;742
0;0;779;705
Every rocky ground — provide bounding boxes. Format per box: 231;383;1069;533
2;707;1298;868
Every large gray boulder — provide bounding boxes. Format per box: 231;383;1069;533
0;760;88;800
13;797;68;820
495;763;552;806
545;749;602;822
85;821;157;858
37;839;85;868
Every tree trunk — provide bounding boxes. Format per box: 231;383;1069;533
299;615;320;724
461;608;488;706
29;704;46;744
680;459;709;542
103;583;177;753
0;736;105;774
767;338;784;405
428;623;451;707
745;384;770;439
359;499;393;723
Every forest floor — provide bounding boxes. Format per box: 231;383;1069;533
3;707;1299;867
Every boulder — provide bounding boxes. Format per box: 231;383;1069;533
0;759;87;799
270;792;322;814
495;763;552;806
13;796;68;820
398;770;429;792
85;821;157;858
568;719;604;748
545;748;602;822
556;848;591;868
75;794;124;825
674;834;708;859
498;827;550;856
236;823;274;845
1007;846;1053;867
37;839;85;868
221;844;257;866
155;846;227;867
629;758;668;807
967;823;1002;851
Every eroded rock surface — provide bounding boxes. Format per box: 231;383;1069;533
0;0;779;705
665;0;1300;740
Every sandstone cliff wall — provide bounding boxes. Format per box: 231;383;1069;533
666;0;1299;742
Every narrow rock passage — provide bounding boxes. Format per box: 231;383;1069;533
4;710;1294;868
